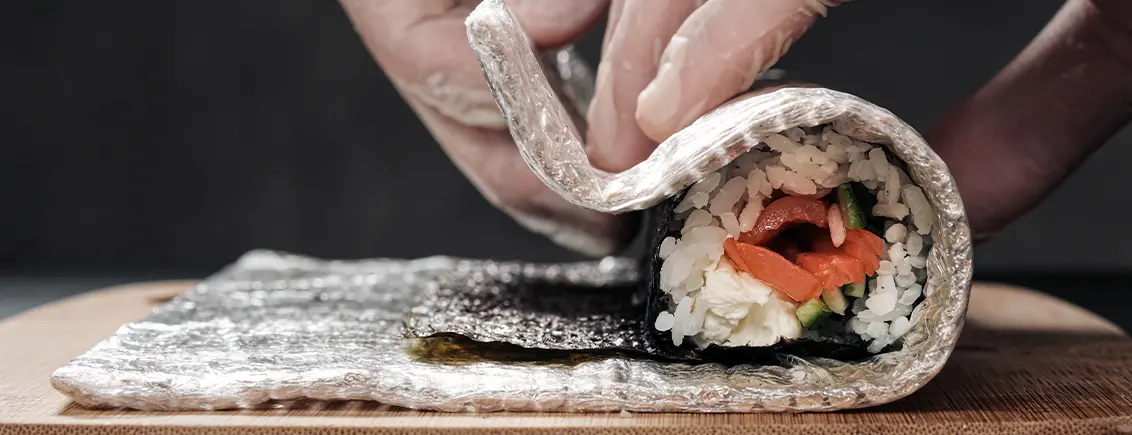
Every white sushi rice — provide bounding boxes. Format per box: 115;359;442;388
656;126;934;354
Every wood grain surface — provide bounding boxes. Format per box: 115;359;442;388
1;281;1131;434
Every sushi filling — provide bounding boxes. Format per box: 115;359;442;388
654;126;934;354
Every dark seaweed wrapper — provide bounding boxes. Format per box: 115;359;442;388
403;187;870;364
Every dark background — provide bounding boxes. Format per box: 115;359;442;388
1;1;1130;326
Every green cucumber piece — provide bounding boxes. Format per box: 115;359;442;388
850;182;885;232
837;184;867;229
843;281;866;298
821;288;849;315
796;299;832;329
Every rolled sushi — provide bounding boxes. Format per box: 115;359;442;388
650;126;933;355
459;0;973;411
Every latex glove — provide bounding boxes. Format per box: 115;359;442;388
586;0;844;171
588;0;1132;244
345;0;1132;253
338;0;633;256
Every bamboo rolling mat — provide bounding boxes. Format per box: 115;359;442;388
1;281;1130;434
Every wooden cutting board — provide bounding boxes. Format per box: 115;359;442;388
1;281;1130;434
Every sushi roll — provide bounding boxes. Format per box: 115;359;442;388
647;126;933;355
461;0;967;358
451;0;973;410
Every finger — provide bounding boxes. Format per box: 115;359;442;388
927;0;1132;242
635;0;840;143
507;0;611;48
340;0;631;254
340;0;503;127
601;0;627;52
339;0;608;128
585;0;700;172
401;87;640;256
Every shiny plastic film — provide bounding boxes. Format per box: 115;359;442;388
51;0;973;413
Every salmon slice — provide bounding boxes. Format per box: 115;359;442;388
795;252;867;290
813;229;883;276
846;228;884;256
724;238;823;302
808;228;883;277
738;197;829;246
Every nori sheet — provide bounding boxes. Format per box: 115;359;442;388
403;189;870;365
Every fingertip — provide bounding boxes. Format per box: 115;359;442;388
584;0;700;172
636;82;708;144
507;0;610;47
585;117;654;174
635;79;686;144
635;0;825;143
585;61;658;173
584;66;618;170
633;36;704;143
584;126;657;173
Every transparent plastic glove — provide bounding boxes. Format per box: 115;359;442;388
339;0;839;256
346;0;1132;254
338;0;633;256
587;0;1132;244
587;0;846;172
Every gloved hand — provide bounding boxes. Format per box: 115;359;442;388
342;0;1132;253
339;0;835;255
585;0;843;172
338;0;630;256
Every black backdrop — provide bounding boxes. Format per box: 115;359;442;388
3;0;1130;274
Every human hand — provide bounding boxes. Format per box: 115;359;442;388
587;0;1132;244
337;0;633;256
585;0;844;172
339;0;839;255
926;0;1132;242
344;0;1132;254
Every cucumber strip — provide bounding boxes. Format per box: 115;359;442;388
843;281;866;298
837;184;867;229
822;288;849;315
796;299;832;329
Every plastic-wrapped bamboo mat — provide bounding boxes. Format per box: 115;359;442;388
51;0;972;413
